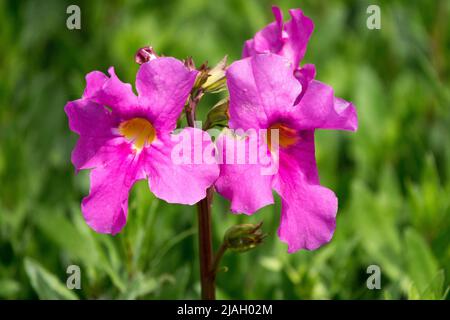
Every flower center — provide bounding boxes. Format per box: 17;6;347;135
267;123;298;150
118;118;156;150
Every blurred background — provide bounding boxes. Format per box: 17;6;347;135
0;0;449;299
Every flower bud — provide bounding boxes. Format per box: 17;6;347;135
202;55;227;93
223;222;266;252
204;98;229;129
135;46;158;65
193;62;210;89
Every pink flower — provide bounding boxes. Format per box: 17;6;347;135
215;53;357;252
242;6;314;68
65;57;219;234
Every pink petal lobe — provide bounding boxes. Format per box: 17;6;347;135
214;131;274;214
242;6;313;67
280;9;314;67
273;139;337;252
242;39;256;58
81;148;143;235
65;99;121;171
272;6;284;31
294;80;358;131
84;67;139;116
293;64;316;104
136;57;198;132
252;22;282;54
145;127;219;205
226;53;302;130
242;6;283;58
83;71;108;98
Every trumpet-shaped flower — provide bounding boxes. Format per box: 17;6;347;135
215;53;357;252
65;57;219;234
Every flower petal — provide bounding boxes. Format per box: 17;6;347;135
65;99;122;171
145;127;219;205
84;67;139;116
226;53;302;130
214;131;274;214
81;149;143;234
242;6;313;67
83;71;108;98
65;99;115;136
136;57;198;132
273;141;337;252
280;130;320;184
294;80;358;131
242;39;256;58
243;7;284;57
277;184;337;252
279;8;314;67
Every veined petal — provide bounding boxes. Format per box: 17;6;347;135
293;80;358;131
242;6;313;67
71;136;123;171
279;8;314;67
242;7;284;58
214;130;274;214
226;53;302;130
81;148;143;235
293;63;316;104
83;71;108;98
280;130;319;184
277;184;337;252
144;127;219;205
242;39;256;58
65;99;115;136
136;57;198;132
65;99;121;171
252;9;283;53
84;67;139;116
273;142;337;252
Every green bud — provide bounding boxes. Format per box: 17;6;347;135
203;98;229;130
202;55;228;93
223;222;266;252
193;62;210;89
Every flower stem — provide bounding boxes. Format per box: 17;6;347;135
197;187;215;299
185;89;216;300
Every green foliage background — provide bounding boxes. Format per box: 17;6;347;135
0;0;449;299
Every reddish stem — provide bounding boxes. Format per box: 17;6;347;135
185;90;215;300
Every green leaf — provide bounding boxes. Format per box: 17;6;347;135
0;279;21;298
119;272;174;299
420;270;445;300
33;208;99;266
24;258;78;300
404;228;440;297
349;180;403;280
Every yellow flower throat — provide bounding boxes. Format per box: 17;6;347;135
267;123;299;151
118;118;156;150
